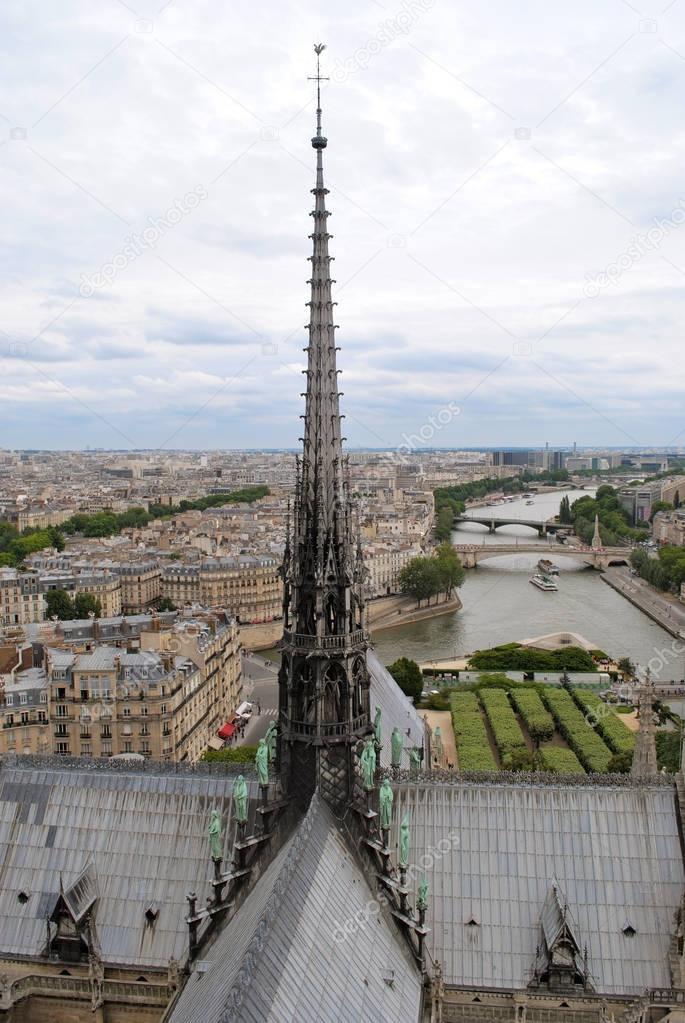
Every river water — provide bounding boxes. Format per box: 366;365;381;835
372;488;681;678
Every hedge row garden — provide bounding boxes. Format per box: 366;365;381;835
449;682;635;775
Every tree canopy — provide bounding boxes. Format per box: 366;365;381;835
387;657;423;703
398;545;465;606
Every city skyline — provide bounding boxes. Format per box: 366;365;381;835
3;1;685;449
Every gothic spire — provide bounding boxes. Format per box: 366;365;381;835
286;42;361;638
278;46;371;809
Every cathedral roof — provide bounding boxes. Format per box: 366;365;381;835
368;649;426;766
168;792;423;1023
0;756;259;968
390;777;684;995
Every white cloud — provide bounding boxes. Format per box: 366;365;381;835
1;0;684;448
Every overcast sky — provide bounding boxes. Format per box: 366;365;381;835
2;0;685;451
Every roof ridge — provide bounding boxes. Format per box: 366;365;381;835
218;794;319;1022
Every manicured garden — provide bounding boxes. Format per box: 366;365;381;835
450;692;498;771
571;689;635;755
537;745;584;775
446;676;639;775
479;688;527;767
541;688;613;773
509;688;555;743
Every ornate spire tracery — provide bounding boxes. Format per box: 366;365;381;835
278;45;371;809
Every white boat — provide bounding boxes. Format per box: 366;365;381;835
529;573;558;592
537;558;560;576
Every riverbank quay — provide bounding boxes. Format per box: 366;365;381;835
240;592;462;650
370;593;462;633
602;567;685;641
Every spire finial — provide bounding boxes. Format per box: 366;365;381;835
309;43;329;149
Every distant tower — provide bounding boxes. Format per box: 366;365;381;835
278;45;371;809
631;684;658;777
591;514;602;550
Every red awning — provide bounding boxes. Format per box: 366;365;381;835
218;722;235;739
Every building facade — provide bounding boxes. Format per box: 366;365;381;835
161;555;281;622
0;611;240;762
112;561;163;613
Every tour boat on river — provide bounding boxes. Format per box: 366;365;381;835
530;573;558;592
537;558;560;576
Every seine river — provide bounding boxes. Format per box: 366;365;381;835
372;488;680;679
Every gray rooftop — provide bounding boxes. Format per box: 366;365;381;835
0;758;263;969
391;779;684;996
168;793;422;1023
368;649;426;768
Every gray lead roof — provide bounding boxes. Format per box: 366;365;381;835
169;793;422;1023
391;780;684;995
0;760;263;968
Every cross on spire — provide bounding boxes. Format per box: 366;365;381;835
308;43;329;146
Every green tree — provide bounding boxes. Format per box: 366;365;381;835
47;527;65;551
156;597;177;612
387;657;423;703
73;593;102;619
558;495;572;524
435;506;455;541
434;542;465;597
398;556;434;607
650;500;673;522
617;657;635;678
45;589;76;620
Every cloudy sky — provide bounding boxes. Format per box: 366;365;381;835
2;0;685;450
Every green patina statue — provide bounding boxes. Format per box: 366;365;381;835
265;722;277;764
373;706;382;746
232;774;248;824
255;738;269;786
208;809;222;860
417;875;429;911
390;726;403;768
410;746;421;773
379;778;394;829
399;812;410;869
433;725;442;755
360;739;377;791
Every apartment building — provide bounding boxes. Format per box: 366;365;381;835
0;609;242;762
0;569;44;628
653;509;685;547
140;610;242;760
364;542;423;598
111;561;162;613
0;665;50;755
39;571;122;617
161;555;281;622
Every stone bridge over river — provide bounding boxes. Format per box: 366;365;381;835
453;543;631;570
